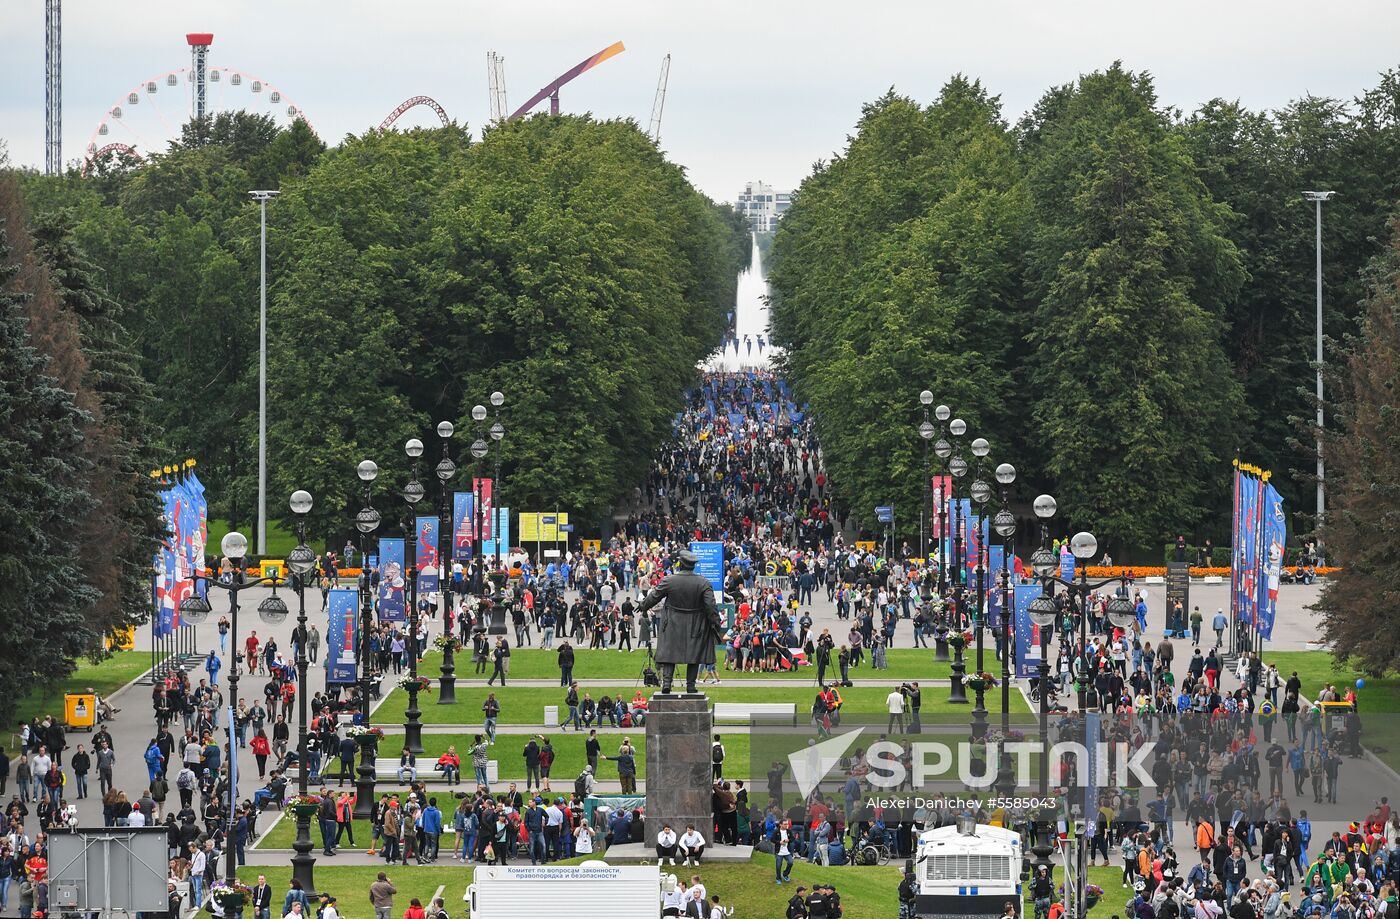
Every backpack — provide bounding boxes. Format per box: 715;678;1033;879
712;743;724;764
575;773;588;798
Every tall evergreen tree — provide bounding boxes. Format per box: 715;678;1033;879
1310;217;1400;673
1020;65;1244;552
0;223;100;725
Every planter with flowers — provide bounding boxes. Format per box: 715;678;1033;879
346;725;384;747
397;675;432;694
433;634;461;653
210;881;252;911
283;794;323;818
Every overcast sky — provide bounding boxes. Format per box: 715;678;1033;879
3;0;1399;202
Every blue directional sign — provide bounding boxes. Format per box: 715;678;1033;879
875;505;894;524
559;524;575;533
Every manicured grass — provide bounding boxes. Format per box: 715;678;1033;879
8;650;163;734
238;863;459;905
1262;651;1400;710
427;647;953;682
243;855;900;919
209;518;299;560
375;683;1027;726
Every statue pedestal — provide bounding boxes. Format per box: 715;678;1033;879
486;607;507;636
645;695;714;846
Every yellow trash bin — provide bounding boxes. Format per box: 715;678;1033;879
65;693;97;731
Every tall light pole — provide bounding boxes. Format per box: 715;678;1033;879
352;459;380;819
969;437;991;740
434;421;459;703
249;189;279;557
992;463;1017;736
402;439;427;754
286;490;318;895
488;391;506;575
918;391;935;561
1303;190;1335;524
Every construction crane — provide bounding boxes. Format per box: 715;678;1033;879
647;54;670;143
509;41;624;120
486;51;509;125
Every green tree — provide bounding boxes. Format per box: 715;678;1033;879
1020;65;1244;552
1311;216;1400;672
0;222;100;725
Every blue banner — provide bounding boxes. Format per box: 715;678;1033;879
690;540;725;597
327;588;358;684
482;507;512;560
453;492;474;561
984;548;1007;628
416;516;440;593
377;538;406;622
1258;482;1286;640
1013;583;1044;679
1059;544;1075;583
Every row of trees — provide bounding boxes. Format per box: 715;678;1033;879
768;64;1400;554
13;113;748;541
0;170;164;724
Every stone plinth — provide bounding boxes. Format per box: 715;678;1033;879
645;695;714;845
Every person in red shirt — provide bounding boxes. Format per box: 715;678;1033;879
245;632;261;675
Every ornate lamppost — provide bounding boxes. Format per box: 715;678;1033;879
401;439;427;754
286;490;318;894
968;436;991;741
352;459;380;820
434;420;459;704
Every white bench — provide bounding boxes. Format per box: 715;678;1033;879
286;758;497;784
712;702;798;726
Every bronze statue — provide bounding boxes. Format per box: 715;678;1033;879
635;549;724;694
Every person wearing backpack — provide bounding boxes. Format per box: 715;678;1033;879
711;735;725;781
575;765;595;800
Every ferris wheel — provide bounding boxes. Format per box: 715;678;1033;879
83;33;312;174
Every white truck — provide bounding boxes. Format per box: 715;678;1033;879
466;863;662;919
913;820;1024;919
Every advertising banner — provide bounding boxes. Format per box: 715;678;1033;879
931;475;953;540
327;588;358;684
483;507;512;560
416;516;440;593
476;478;494;542
453;492;475;561
1258;482;1286;640
377;537;406;622
1013;582;1044;680
520;512;568;543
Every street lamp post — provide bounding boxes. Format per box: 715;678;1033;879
352;459;381;820
471;403;488;598
489;391;506;576
249;189;279;557
918;391;935;560
402;439;427;754
931;404;954;598
969;437;991;741
434;421;459;704
992;464;1017;736
286;491;318;895
1303;190;1336;524
177;530;287;887
948;418;968;597
1027;494;1060;873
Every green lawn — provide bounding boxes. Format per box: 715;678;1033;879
375;683;1027;726
1261;651;1400;770
425;647;953;682
246;854;902;919
210;518;299;560
6;650;162;738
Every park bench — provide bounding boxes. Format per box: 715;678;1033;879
712;701;798;726
284;758;497;785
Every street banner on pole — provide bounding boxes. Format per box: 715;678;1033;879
416;516;440;592
1013;583;1043;679
377;537;405;621
453;492;474;561
1258;480;1286;640
327;588;358;683
476;478;494;543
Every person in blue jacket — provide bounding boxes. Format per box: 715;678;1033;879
205;650;222;687
420;797;443;863
143;740;164;783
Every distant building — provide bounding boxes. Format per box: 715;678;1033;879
736;180;791;233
